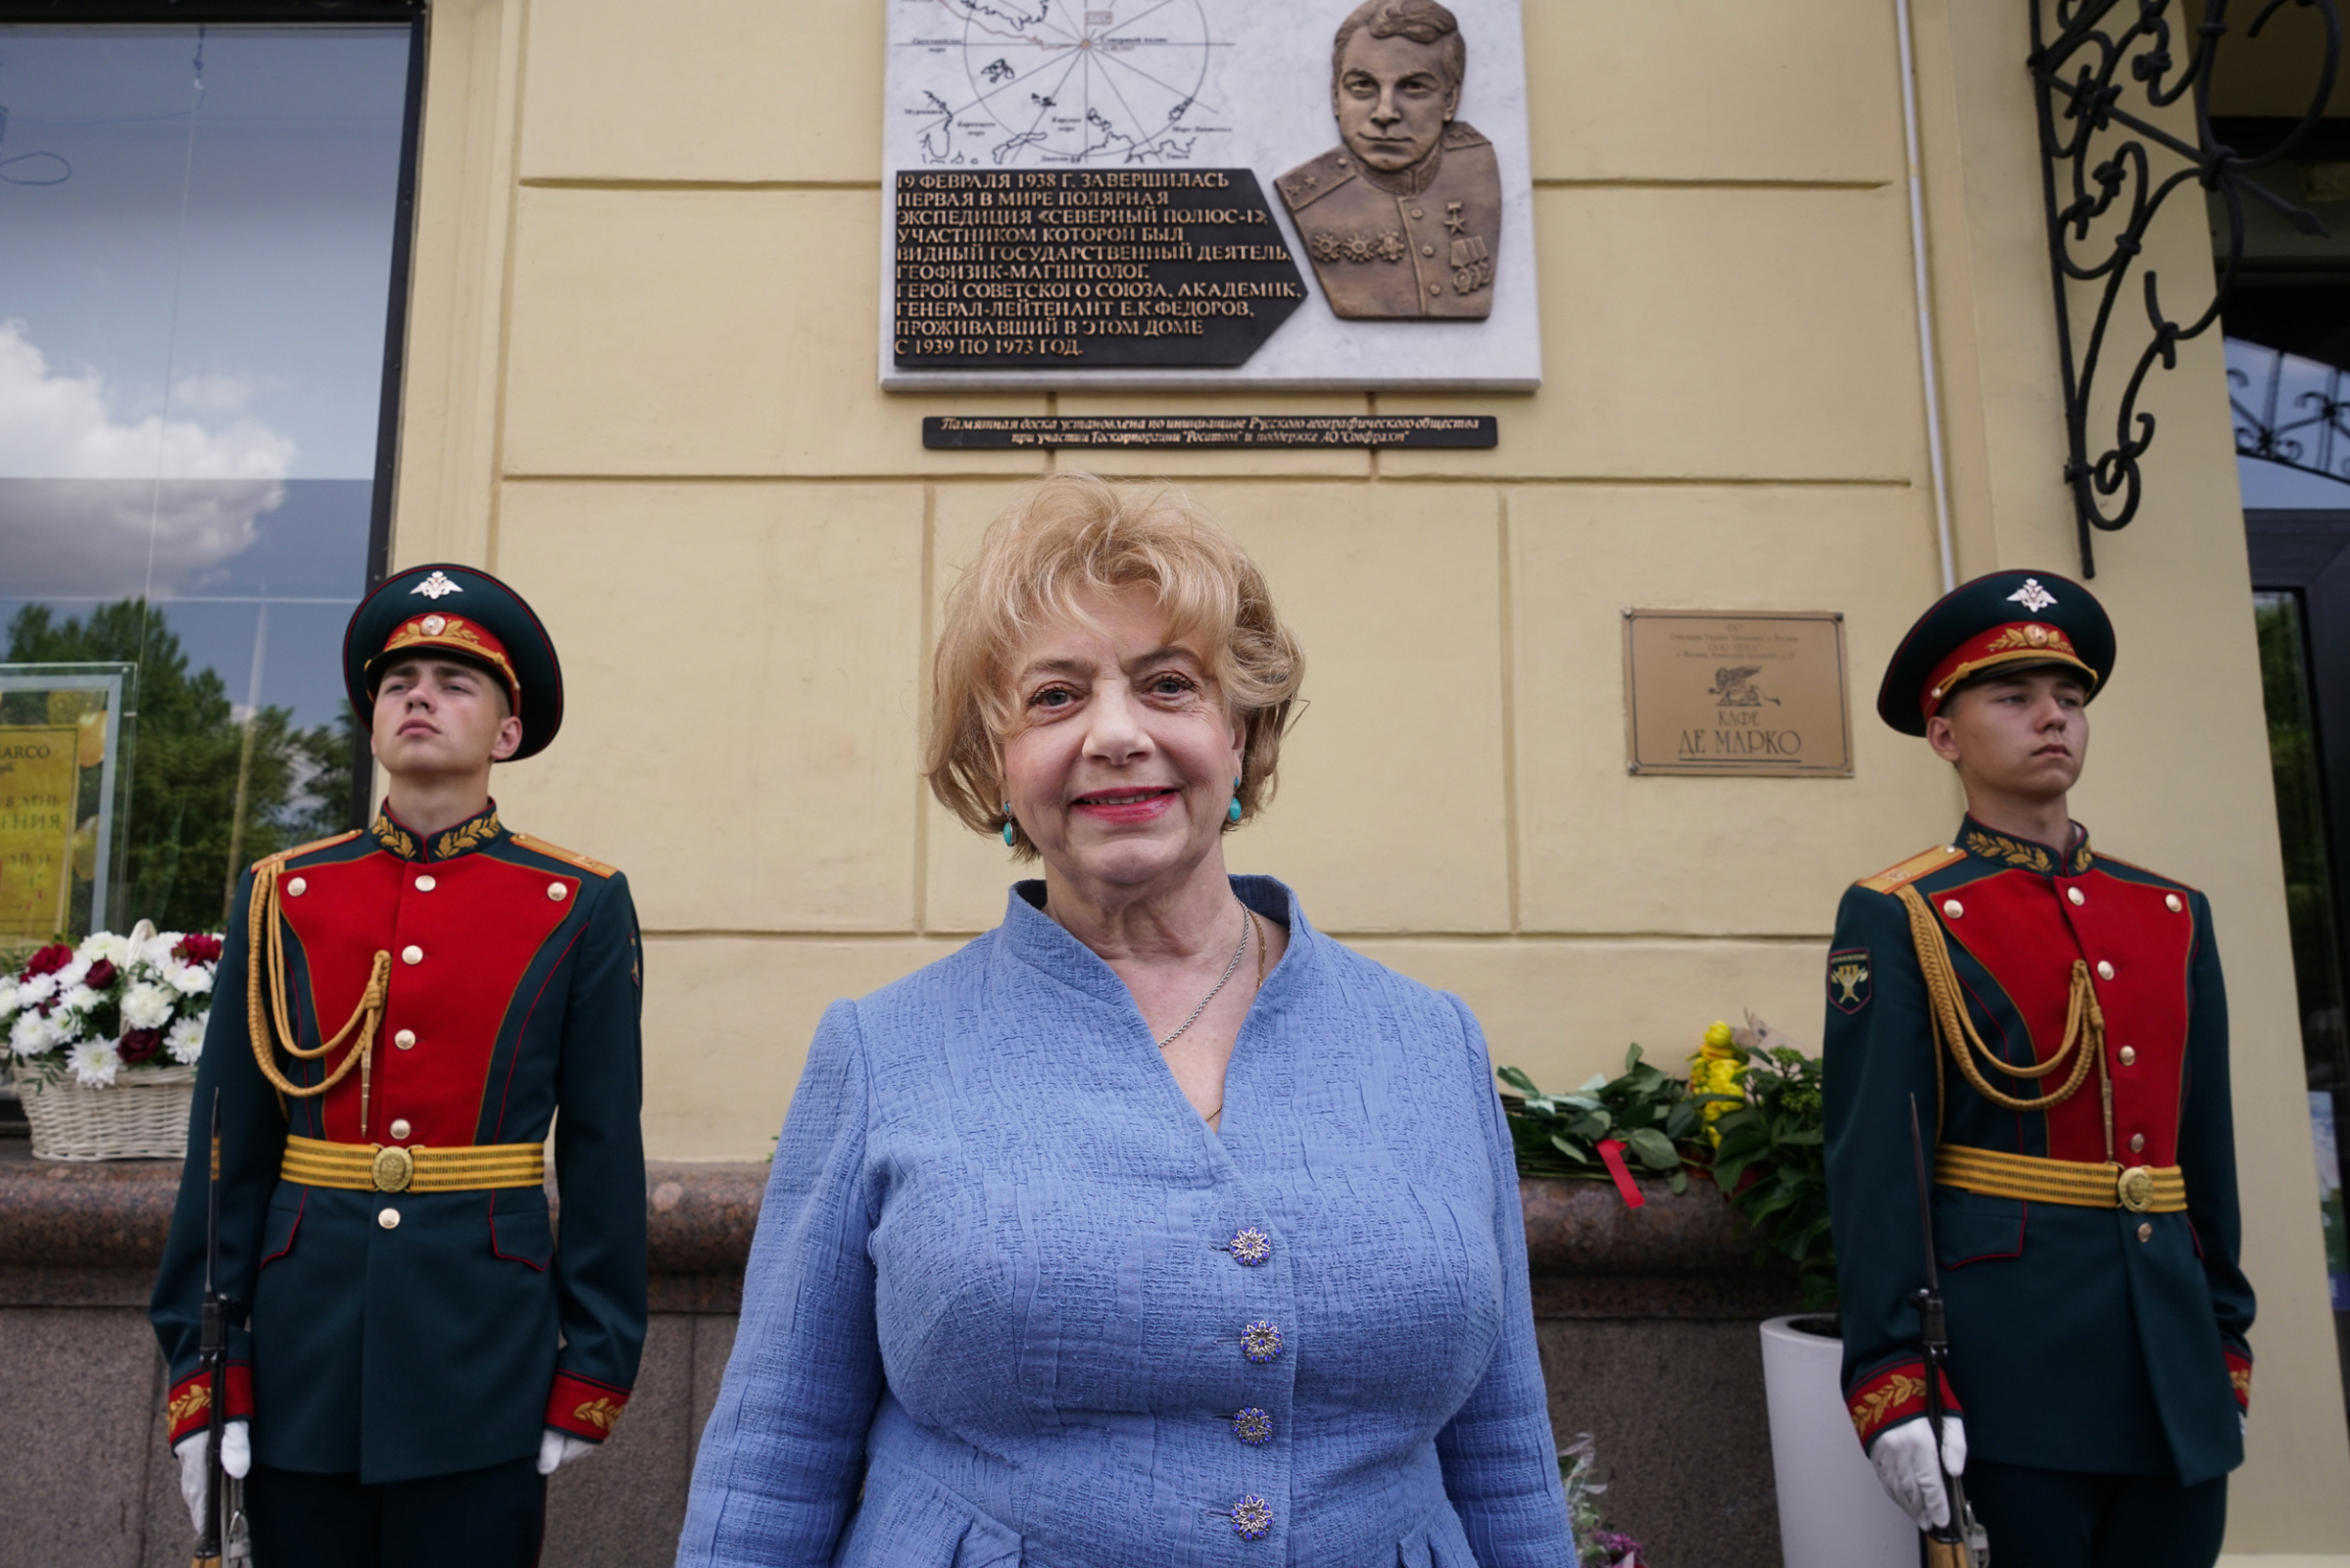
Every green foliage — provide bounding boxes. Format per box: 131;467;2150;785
7;600;353;933
1501;1022;1839;1311
1496;1045;1704;1195
1709;1043;1836;1310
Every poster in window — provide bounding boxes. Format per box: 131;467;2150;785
0;725;80;938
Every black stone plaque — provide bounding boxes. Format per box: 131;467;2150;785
892;169;1307;369
922;416;1498;450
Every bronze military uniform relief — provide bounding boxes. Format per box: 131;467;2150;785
1278;0;1501;320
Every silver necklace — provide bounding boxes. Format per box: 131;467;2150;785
1157;903;1250;1050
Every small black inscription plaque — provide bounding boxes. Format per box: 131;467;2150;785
892;169;1307;369
923;416;1498;450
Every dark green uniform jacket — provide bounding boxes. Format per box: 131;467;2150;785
1824;820;2252;1486
149;803;648;1484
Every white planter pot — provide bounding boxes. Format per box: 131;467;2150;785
1759;1314;1917;1568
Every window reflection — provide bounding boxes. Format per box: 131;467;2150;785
0;23;412;932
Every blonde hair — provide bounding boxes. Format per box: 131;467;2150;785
925;474;1305;856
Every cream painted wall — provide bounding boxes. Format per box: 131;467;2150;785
387;0;2350;1544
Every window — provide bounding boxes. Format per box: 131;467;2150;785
0;6;421;935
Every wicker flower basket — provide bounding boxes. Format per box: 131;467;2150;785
15;1063;198;1161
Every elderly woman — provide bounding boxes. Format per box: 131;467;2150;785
678;475;1569;1567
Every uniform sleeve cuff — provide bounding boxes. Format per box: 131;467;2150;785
1846;1359;1962;1450
2226;1348;2252;1412
167;1362;253;1446
545;1371;630;1442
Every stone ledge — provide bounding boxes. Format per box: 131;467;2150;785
0;1143;1795;1316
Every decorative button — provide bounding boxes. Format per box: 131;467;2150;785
2096;960;2115;981
415;874;436;893
547;882;568;902
1233;1406;1272;1446
287;877;307;897
1410;207;1424;219
2130;1133;2146;1152
394;1029;416;1050
1941;899;1964;919
2136;1222;2153;1243
1421;243;1435;256
2067;887;2085;906
1229;1494;1272;1541
2119;1046;2136;1066
2166;894;2183;912
1241;1320;1283;1364
1426;282;1441;296
1229;1227;1272;1266
377;1207;401;1230
402;945;423;965
389;1118;412;1140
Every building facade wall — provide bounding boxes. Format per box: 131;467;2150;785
386;0;2350;1548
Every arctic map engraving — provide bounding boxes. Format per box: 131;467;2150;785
904;2;1231;169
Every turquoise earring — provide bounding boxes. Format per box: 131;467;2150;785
1001;805;1016;847
1228;778;1244;825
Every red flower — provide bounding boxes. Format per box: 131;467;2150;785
118;1029;163;1065
83;958;117;990
21;944;73;979
175;934;223;966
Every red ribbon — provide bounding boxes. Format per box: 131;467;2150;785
1595;1140;1646;1208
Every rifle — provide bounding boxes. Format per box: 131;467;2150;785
1909;1094;1987;1568
190;1090;248;1567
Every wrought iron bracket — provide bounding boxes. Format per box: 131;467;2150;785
2028;0;2339;575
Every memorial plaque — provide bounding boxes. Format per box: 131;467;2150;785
882;0;1538;390
1622;611;1853;778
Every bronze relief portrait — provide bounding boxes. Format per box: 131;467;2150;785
1276;0;1501;320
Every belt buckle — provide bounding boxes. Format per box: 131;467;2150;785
372;1145;415;1194
2116;1164;2155;1213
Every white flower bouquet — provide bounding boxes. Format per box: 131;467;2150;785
2;922;221;1090
3;921;222;1160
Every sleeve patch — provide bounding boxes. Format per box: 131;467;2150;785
1828;948;1872;1013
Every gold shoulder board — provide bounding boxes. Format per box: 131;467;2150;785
1858;843;1966;895
250;828;362;873
509;832;617;880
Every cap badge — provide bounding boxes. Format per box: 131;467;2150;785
2025;623;2050;646
2007;578;2058;612
420;614;447;636
411;570;464;600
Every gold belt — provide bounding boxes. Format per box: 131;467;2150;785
1935;1144;2185;1214
281;1134;544;1195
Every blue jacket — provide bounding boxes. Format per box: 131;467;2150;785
679;877;1571;1568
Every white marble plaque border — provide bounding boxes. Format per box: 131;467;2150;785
879;0;1541;390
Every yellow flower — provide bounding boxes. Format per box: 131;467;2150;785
1689;1023;1747;1146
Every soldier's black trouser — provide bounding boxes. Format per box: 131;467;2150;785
1961;1458;2227;1568
245;1454;545;1568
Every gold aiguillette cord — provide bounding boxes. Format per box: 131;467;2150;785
246;858;393;1135
1895;884;2101;1114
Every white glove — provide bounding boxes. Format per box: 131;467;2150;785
172;1421;251;1532
537;1428;598;1476
1870;1415;1967;1531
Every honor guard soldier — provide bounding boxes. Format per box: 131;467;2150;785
150;564;648;1566
1824;570;2254;1568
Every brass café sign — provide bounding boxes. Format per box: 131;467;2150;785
1621;610;1853;778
